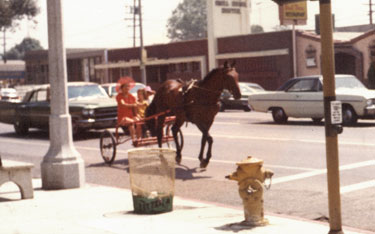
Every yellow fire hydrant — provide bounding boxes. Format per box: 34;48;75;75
226;156;274;226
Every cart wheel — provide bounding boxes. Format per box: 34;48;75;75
100;130;117;164
166;128;184;150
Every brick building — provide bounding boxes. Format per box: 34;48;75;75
24;29;375;90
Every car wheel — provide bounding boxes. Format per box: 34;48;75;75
14;118;29;135
243;105;251;112
272;108;288;124
312;118;322;124
342;106;357;125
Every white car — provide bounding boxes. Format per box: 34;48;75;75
101;82;147;99
0;88;20;102
248;74;375;125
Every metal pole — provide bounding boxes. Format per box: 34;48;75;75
319;0;343;233
138;0;147;84
292;22;297;77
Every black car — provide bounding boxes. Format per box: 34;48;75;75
0;82;118;135
220;82;265;112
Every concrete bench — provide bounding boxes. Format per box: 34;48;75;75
0;159;34;199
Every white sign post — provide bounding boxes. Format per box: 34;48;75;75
330;101;342;124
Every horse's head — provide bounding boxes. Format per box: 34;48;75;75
222;61;241;100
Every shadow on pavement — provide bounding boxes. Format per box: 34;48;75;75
86;160;211;181
252;120;375;128
0;129;103;141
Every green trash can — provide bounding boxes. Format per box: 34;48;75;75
128;148;176;214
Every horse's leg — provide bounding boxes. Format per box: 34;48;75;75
172;120;184;164
201;133;213;168
197;130;208;167
196;123;214;168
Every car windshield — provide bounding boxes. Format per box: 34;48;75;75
68;85;108;100
335;76;366;89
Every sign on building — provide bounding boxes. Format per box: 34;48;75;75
210;0;251;37
279;1;307;25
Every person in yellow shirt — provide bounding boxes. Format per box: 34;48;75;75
136;88;149;119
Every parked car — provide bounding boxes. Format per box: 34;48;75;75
0;82;118;135
220;82;265;112
241;82;265;92
0;88;20;102
101;82;146;99
248;74;375;125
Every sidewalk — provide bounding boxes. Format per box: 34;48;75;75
0;179;371;234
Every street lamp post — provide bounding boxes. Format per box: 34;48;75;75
41;0;85;189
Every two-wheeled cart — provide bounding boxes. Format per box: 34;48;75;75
99;112;184;164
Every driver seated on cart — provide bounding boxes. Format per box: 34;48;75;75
116;77;142;142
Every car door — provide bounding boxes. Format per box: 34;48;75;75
28;89;51;128
284;78;323;117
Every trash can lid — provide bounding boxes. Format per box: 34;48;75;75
236;156;263;166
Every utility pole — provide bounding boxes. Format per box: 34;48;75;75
125;0;138;47
133;0;136;47
138;0;147;85
366;0;375;25
319;0;344;233
125;0;146;84
370;0;373;25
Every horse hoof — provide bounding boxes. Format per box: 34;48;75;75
176;156;182;165
200;160;208;168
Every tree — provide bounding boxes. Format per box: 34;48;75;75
0;0;39;62
0;0;39;30
251;25;264;34
167;0;207;42
5;37;43;60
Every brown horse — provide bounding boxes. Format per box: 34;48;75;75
145;61;241;168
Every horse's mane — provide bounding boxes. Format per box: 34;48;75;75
197;68;220;86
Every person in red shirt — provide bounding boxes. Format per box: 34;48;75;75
116;78;141;142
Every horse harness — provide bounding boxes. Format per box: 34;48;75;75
180;79;222;107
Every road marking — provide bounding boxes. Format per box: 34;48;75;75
179;157;317;171
272;160;375;185
183;132;375;147
340;180;375;194
214;121;242;125
2;131;375;148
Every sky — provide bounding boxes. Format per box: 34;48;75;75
2;0;373;50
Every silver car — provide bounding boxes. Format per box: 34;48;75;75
248;75;375;125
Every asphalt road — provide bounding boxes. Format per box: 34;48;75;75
0;111;374;232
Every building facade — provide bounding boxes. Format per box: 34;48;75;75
0;60;25;88
24;49;106;85
24;29;375;90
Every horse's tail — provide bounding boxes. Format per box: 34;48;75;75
145;98;157;136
